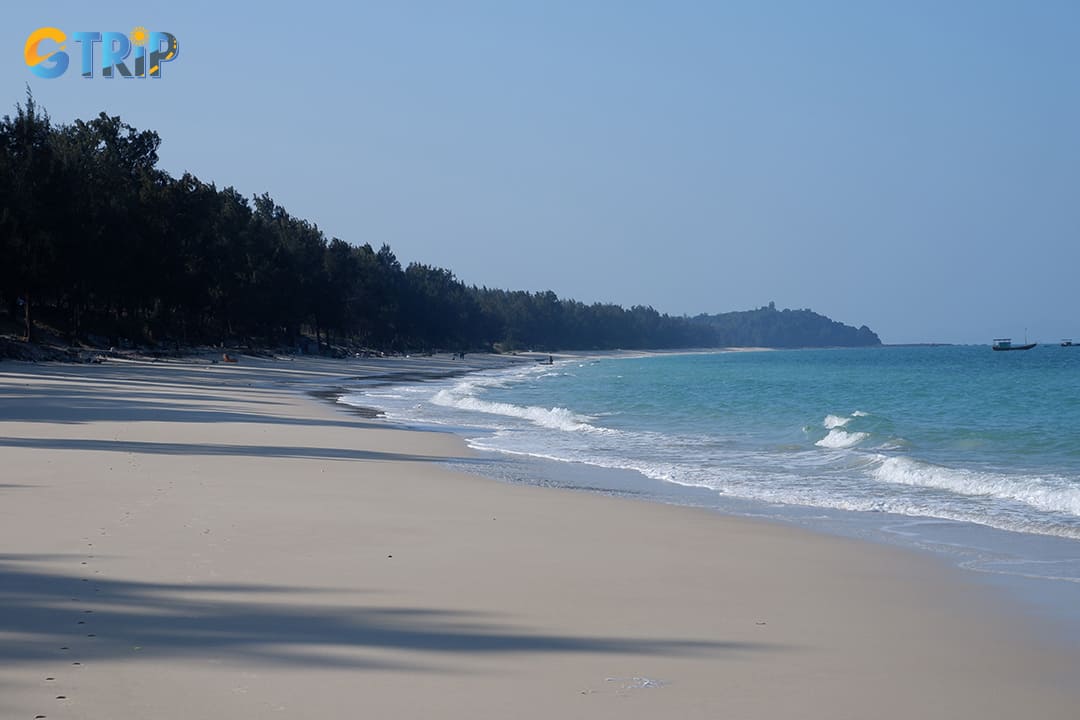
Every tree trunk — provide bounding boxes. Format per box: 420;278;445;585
23;292;33;343
70;297;83;344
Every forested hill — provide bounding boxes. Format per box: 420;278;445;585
693;304;881;348
1;95;880;354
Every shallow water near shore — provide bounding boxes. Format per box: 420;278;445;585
339;346;1080;639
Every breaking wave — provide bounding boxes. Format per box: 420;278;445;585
816;428;870;448
871;455;1080;517
430;384;600;432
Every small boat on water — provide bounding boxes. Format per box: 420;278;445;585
1062;339;1075;347
993;338;1037;351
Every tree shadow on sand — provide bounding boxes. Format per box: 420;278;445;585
0;555;784;673
0;436;458;464
0;385;386;430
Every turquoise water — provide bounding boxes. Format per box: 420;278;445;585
341;346;1080;592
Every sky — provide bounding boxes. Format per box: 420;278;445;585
4;1;1078;344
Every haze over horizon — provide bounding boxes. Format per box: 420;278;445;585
5;1;1077;345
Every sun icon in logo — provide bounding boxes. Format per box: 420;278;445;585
130;26;149;46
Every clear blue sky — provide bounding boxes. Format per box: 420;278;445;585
5;1;1078;344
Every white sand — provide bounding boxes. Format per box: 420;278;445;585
1;356;1077;719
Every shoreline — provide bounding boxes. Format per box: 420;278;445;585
446;443;1080;647
335;350;1080;579
275;351;1080;651
2;355;1079;718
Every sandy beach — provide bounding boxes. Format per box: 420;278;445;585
1;355;1078;719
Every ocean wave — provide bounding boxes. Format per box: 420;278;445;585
337;392;378;407
815;429;870;449
464;436;703;488
814;496;1080;541
871;455;1080;517
431;387;599;432
823;414;851;429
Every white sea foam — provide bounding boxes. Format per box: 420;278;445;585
815;429;869;449
465;435;705;489
852;410;869;417
431;387;599;432
823;414;851;429
871;456;1080;517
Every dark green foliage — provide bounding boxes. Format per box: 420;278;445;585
0;97;881;352
0;90;62;342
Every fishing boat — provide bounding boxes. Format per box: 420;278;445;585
1063;339;1076;347
992;338;1037;351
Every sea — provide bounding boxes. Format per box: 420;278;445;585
338;346;1080;633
